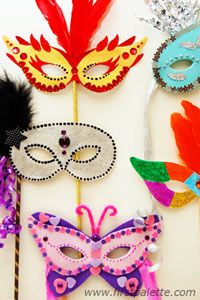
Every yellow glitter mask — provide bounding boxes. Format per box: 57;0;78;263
3;0;147;93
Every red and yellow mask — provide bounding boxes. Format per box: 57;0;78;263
4;0;147;93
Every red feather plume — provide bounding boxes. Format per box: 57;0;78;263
70;0;113;59
171;100;200;174
35;0;113;63
35;0;72;55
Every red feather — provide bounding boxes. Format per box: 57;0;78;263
35;0;113;63
70;0;113;61
35;0;71;54
171;100;200;174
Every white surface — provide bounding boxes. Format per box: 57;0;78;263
0;0;200;299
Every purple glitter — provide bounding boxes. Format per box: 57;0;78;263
0;156;21;248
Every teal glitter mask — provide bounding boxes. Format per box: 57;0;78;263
140;0;200;93
153;27;200;92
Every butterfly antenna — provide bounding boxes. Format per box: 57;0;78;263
76;205;96;236
96;205;117;236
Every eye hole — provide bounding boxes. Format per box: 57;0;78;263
60;247;83;259
25;146;54;163
86;64;109;77
41;64;66;77
106;247;130;259
166;180;188;192
73;146;100;162
170;60;193;70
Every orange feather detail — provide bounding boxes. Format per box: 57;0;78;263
171;100;200;174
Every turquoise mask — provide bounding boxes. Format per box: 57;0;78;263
153;27;200;92
140;0;200;93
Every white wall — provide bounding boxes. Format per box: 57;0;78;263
0;1;199;299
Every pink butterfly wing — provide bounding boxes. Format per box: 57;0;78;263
98;214;162;296
100;214;162;275
28;213;92;276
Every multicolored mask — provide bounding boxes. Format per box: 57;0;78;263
9;122;116;182
28;205;162;299
130;100;200;209
140;0;200;93
4;0;147;93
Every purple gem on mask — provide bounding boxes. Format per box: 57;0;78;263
61;130;67;135
62;150;66;155
59;137;70;148
92;234;100;242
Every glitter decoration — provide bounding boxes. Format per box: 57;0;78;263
180;41;197;49
139;0;200;36
167;73;186;81
180;36;200;48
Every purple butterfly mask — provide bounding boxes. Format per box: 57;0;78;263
28;205;162;299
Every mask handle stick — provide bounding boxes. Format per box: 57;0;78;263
14;177;21;300
60;81;82;300
144;78;158;212
73;81;82;230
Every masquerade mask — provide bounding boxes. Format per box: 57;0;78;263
140;0;200;93
28;205;162;299
130;100;200;209
9;123;116;181
153;27;200;93
4;0;147;93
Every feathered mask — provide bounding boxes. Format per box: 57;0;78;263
4;0;147;93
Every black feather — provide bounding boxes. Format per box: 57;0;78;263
0;74;34;157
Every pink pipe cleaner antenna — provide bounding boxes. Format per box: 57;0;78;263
76;205;96;236
96;205;117;236
76;205;117;237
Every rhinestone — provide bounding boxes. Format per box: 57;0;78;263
138;0;200;35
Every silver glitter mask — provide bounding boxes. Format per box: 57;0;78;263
140;0;200;35
9;123;116;181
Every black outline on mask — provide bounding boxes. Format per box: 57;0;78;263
9;122;117;182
